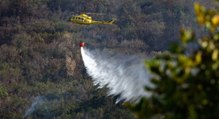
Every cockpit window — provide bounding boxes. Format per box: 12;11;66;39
73;17;84;21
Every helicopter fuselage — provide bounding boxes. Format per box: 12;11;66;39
69;14;115;25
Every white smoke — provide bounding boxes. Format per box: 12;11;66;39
24;94;60;118
24;96;47;118
81;47;153;102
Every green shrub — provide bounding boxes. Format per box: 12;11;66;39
127;2;219;119
0;86;8;97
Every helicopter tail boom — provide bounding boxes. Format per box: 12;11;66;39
103;19;115;24
92;19;115;25
107;19;115;24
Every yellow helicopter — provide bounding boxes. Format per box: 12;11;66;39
68;13;115;25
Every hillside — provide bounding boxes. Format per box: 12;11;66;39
0;0;217;119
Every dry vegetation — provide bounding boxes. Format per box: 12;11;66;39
0;0;217;118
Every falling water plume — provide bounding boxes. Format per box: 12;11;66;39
81;47;153;103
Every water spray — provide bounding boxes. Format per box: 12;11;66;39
80;43;153;102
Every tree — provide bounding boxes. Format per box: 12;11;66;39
127;2;219;119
